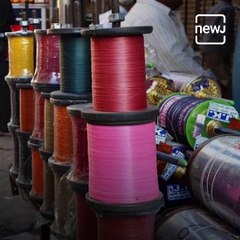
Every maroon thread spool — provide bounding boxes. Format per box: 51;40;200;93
81;27;152;112
156;206;240;240
67;104;98;240
31;29;60;86
86;194;163;240
188;135;240;232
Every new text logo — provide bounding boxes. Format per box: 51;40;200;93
195;14;226;45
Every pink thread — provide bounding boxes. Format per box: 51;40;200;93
88;122;160;204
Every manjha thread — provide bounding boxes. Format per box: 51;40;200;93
32;32;60;84
60;35;91;94
19;88;35;132
91;35;146;112
31;149;44;198
68;114;88;182
7;35;34;78
53;105;73;163
87;122;160;204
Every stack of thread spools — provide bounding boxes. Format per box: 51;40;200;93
27;29;60;210
79;24;163;240
67;103;97;240
5;28;35;195
47;25;92;238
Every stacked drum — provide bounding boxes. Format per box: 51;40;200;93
5;30;35;194
79;26;163;240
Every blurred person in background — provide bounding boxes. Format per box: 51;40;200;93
121;0;212;78
202;0;235;99
0;0;16;133
100;0;136;28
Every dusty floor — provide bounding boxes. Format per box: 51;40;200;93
0;134;43;240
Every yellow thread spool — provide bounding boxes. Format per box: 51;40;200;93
6;31;34;79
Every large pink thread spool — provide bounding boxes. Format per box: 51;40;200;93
188;135;240;232
82;105;161;204
67;103;98;240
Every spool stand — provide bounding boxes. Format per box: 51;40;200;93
49;91;91;239
47;26;92;239
14;82;35;198
28;28;61;206
5;30;34;195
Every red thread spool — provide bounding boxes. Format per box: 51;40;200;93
29;144;44;201
82;106;161;204
31;30;60;85
81;27;153;112
86;194;162;240
67;103;92;183
18;83;35;132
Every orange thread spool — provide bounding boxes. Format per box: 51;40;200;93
19;84;35;132
53;105;73;163
31;148;44;199
50;91;91;163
